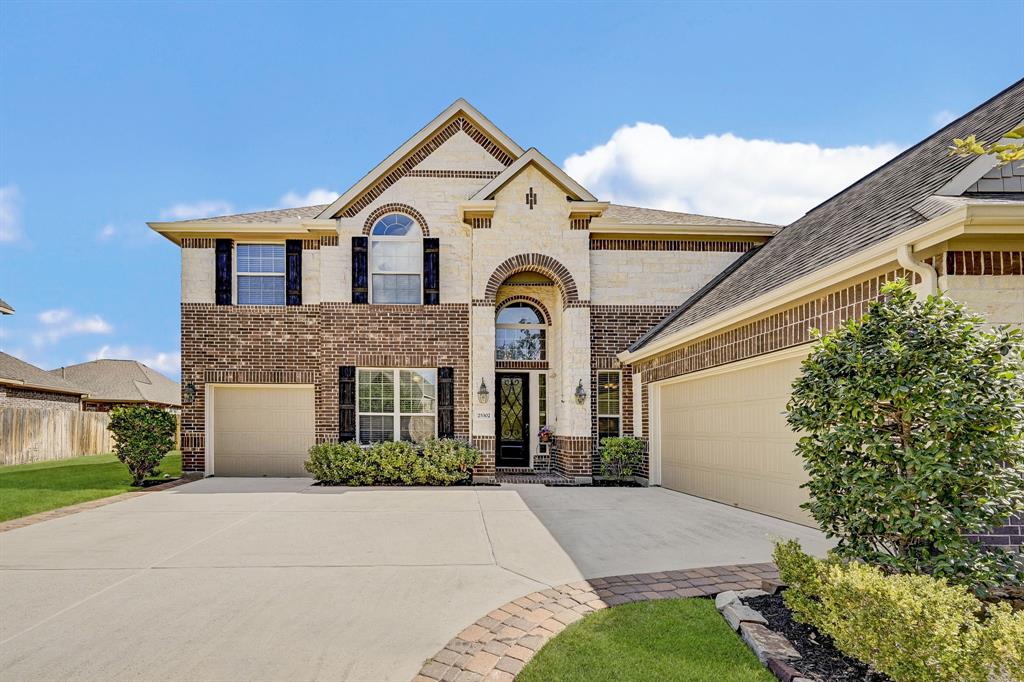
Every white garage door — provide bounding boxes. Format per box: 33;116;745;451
212;385;315;477
655;348;812;525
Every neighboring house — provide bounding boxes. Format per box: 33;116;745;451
0;298;13;315
50;359;181;412
619;80;1023;548
149;98;777;480
0;351;87;409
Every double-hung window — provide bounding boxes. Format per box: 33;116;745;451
370;214;422;304
597;371;622;440
236;244;285;305
357;368;437;444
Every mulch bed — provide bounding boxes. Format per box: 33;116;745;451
743;594;891;682
589;479;644;487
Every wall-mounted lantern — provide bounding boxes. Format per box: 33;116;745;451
477;379;490;404
182;382;197;405
574;379;587;405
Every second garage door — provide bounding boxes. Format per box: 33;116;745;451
212;385;315;477
655;348;812;525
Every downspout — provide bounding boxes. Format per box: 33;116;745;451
896;244;938;300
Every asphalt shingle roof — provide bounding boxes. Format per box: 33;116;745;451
0;352;86;395
602;204;777;228
50;359;180;406
167;205;329;224
632;79;1024;352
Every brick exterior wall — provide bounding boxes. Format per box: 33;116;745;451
180;303;470;474
590;305;677;478
635;255;1023;550
0;387;81;410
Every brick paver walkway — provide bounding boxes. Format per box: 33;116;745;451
0;475;199;533
415;562;780;681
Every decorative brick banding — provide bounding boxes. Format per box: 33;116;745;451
338;116;515;218
484;254;580;308
494;294;551;325
926;250;1023;276
415;563;780;682
362;202;431;236
590;238;757;252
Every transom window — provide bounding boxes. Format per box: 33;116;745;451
370;214;422;304
495;302;546;361
236;244;285;305
357;368;436;444
597;371;621;440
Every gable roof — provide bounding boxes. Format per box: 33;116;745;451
0;352;86;396
0;298;12;315
318;99;526;219
469;148;597;202
51;359;180;406
630;78;1024;353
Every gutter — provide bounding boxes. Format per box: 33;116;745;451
895;244;938;298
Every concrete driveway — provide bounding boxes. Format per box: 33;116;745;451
0;479;829;681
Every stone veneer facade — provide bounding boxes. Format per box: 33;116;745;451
176;116;759;481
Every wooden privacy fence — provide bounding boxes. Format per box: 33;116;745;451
0;406;114;466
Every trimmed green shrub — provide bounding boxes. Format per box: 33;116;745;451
107;405;177;486
774;542;1024;682
304;438;480;486
786;279;1024;590
599;436;645;479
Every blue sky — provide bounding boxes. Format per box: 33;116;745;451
1;0;1022;379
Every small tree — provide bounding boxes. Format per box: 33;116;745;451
108;405;177;486
786;279;1024;590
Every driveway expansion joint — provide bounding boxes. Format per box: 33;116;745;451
414;562;780;682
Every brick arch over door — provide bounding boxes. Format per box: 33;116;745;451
484;254;580;308
494;294;552;325
362;203;430;236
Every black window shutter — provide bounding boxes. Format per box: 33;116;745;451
437;367;454;438
339;366;356;441
423;237;440;305
215;239;232;305
352;236;368;304
285;240;302;305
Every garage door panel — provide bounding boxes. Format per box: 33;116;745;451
213;386;314;477
658;351;812;525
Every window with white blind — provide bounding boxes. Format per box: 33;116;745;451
597;371;621;440
357;368;436;444
236;244;285;305
370;214;422;304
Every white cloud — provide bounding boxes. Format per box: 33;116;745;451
564;123;902;225
33;308;113;346
96;224;117;240
932;109;958;129
160;200;234;221
277;188;338;208
89;344;181;376
0;185;23;242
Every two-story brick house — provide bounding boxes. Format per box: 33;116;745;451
150;99;776;482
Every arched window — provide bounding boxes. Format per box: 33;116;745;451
496;301;546;361
370;214;422;304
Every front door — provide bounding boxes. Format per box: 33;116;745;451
496;373;530;467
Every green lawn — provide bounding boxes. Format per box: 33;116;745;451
518;598;774;682
0;451;181;522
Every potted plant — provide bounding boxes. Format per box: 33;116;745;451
537;425;553;443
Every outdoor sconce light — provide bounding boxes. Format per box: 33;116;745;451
477;379;489;404
574;379;587;405
182;383;197;405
